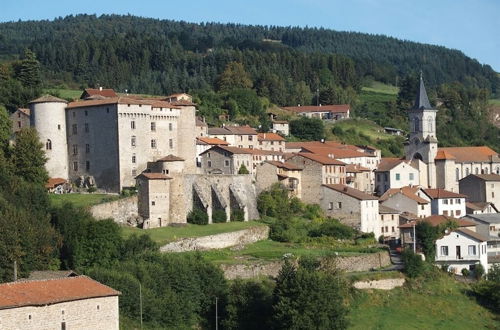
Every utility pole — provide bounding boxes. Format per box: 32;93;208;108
13;260;17;281
413;223;416;253
215;297;218;330
139;281;143;330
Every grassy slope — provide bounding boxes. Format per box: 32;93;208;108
120;221;267;246
42;88;81;100
361;81;399;95
49;193;119;208
349;275;499;329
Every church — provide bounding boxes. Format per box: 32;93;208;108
404;76;500;192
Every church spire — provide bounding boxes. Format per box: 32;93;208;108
412;73;432;110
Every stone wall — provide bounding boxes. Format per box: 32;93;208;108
221;251;391;279
89;196;139;225
160;226;269;252
353;278;405;290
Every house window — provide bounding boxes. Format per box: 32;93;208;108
152;201;155;206
72;124;77;135
249;135;253;141
468;245;476;256
58;124;61;130
224;160;230;167
17;121;21;128
46;139;52;150
456;199;461;204
132;169;137;176
337;202;342;209
440;246;448;256
86;161;90;171
328;202;333;210
72;145;78;155
381;227;384;233
443;199;448;205
131;121;136;129
456;210;461;216
443;210;448;216
84;123;89;133
131;136;136;147
73;162;78;171
169;139;173;149
421;205;424;210
151;139;157;149
392;226;395;232
466;168;470;176
207;160;212;168
132;155;136;163
169;123;173;131
85;110;88;116
106;107;110;113
409;173;414;181
85;144;90;153
395;173;400;181
151;122;156;131
456;168;460;181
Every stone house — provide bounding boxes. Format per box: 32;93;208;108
271;120;289;136
137;172;172;228
299;144;379;171
9;108;30;133
466;202;498;215
280;104;350;121
320;184;379;236
165;93;193;103
207;125;259;149
80;88;117;99
196;137;229;167
435;228;488;274
0;276;120;330
346;164;372;193
257;132;285;152
255;161;302;197
459;174;500;211
200;145;253;175
379;205;401;241
287;153;346;205
195;117;208;137
380;186;431;218
423;188;467;218
375;158;420;195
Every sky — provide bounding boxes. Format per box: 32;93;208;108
1;0;499;72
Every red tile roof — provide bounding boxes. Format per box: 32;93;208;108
295;152;346;165
375;158;407;172
196;137;229;145
45;178;67;189
434;150;456;161
17;108;30;116
380;186;429;204
258;132;285;141
423;188;467;199
67;97;151;109
399;215;476;228
300;146;374;158
437;146;498;162
346;164;371;172
0;276;120;310
323;184;378;200
265;160;303;171
83;88;117;98
281;105;350;113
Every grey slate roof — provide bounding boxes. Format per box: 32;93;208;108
412;76;433;110
465;214;500;224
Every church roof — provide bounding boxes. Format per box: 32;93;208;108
412;76;433;110
434;150;456;161
437;146;498;163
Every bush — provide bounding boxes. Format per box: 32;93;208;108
212;209;227;223
309;219;356;240
87;186;97;193
402;249;425;278
461;268;470;277
474;263;485;280
187;207;209;225
238;164;250;174
231;209;245;222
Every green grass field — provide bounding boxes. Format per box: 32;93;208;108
49;193;119;208
349;275;499;329
361;81;399;95
121;221;267;246
489;98;500;106
327;118;394;141
42;88;82;100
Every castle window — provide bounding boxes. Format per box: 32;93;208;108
86;161;90;171
131;136;136;147
151;139;157;149
73;162;78;171
46;139;52;150
151;122;156;131
131;121;136;129
169;123;173;131
132;169;137;176
85;144;90;153
456;168;460;181
85;123;89;133
169;139;173;149
132;155;136;163
72;124;77;135
58;124;61;130
72;145;78;155
208;160;212;168
152;201;155;206
85;110;88;116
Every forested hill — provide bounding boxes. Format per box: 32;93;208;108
0;14;497;97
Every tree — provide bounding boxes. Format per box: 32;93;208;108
289;116;325;141
216;62;253;92
14;49;42;89
238;164;249;174
0;105;10;155
272;260;349;329
402;249;425;278
10;128;48;185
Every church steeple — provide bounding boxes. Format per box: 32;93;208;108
412;74;432;110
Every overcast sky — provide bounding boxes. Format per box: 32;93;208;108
1;0;499;71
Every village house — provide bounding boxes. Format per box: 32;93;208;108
287;153;346;205
464;214;500;263
200;145;253;175
345;164;372;193
380;186;431;218
378;205;401;241
0;276;120;330
375;158;420;195
422;188;467;218
466;202;498;215
164;93;193;103
459;174;500;210
80;87;117;99
255;161;302;197
137;172;172;228
207;125;259;149
257;132;285;152
9;108;30;132
320;184;379;236
196;136;229;167
271;120;289;136
195;117;208;137
280;104;350;121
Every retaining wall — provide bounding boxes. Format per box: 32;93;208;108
89;195;139;225
353;278;405;290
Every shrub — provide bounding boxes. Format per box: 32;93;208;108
87;186;97;193
212;209;227;223
474;263;485;280
238;164;250;174
461;268;470;277
187;207;209;225
231;209;245;222
309;219;355;240
402;249;425;278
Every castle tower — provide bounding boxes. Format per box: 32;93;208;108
404;76;438;188
29;95;69;179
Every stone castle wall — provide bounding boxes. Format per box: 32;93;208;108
89;196;139;225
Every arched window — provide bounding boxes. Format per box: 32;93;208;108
46;139;52;150
455;168;460;181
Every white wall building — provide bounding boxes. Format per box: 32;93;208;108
423;188;467;218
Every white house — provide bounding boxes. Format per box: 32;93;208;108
466;202;498;215
423;188;467;218
435;228;488;275
375;158;420;195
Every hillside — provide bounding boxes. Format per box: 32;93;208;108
0;14;497;98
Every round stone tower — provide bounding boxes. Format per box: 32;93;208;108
29;95;69;179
